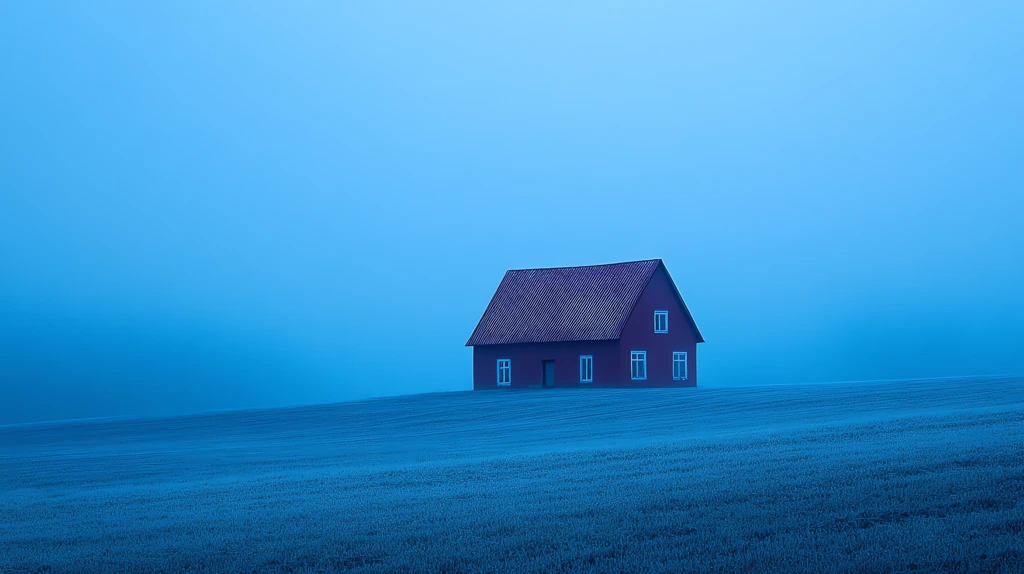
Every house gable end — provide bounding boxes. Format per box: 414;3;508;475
621;261;704;344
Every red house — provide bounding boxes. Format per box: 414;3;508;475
466;259;704;389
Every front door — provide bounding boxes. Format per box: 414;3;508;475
542;360;555;387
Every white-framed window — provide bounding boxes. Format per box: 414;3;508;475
654;310;668;333
673;352;688;380
497;359;511;386
580;355;593;383
631;351;647;380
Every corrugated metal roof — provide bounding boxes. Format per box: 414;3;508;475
466;259;663;346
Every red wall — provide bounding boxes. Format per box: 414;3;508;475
615;264;699;387
471;264;700;389
473;340;619;389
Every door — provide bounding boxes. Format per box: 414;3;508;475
542;360;555;387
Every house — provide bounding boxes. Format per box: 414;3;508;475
466;259;704;389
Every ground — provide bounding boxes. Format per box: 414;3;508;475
1;376;1022;572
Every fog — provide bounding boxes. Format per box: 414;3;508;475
2;2;1022;424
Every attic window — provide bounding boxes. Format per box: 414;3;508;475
654;311;668;333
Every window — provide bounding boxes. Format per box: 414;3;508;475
673;352;688;380
631;351;647;380
580;355;593;383
654;310;668;333
497;359;511;386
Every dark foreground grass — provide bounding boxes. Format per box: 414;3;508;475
1;377;1022;572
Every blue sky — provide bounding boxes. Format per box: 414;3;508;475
2;2;1022;424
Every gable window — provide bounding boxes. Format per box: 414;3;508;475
631;351;647;380
654;310;668;333
673;352;688;380
580;355;593;383
497;359;511;386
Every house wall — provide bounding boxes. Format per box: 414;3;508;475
616;264;699;387
471;265;701;389
472;340;620;389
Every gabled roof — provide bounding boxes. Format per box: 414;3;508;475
466;259;704;346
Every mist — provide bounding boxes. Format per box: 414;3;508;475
2;2;1022;424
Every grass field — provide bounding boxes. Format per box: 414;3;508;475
1;376;1023;572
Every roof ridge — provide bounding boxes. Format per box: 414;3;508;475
507;258;662;272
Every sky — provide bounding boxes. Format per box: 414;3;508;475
1;2;1022;424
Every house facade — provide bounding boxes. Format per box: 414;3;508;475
466;259;704;389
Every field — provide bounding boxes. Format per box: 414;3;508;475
2;376;1023;573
